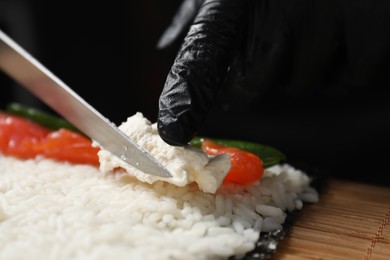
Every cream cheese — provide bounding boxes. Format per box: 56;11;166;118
97;112;231;193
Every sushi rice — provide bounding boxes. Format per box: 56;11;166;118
0;154;318;260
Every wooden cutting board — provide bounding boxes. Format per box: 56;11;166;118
273;179;390;259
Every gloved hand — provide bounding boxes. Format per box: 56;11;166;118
157;0;247;146
157;0;390;146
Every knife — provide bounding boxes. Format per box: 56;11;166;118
0;29;172;178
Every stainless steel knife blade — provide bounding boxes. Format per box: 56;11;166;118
0;29;172;178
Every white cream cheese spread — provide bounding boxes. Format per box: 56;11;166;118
97;112;231;193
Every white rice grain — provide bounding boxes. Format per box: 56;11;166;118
0;207;6;222
262;217;283;232
255;204;284;217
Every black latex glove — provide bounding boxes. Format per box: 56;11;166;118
157;0;247;146
158;0;390;146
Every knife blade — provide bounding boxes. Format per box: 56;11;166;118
0;29;172;178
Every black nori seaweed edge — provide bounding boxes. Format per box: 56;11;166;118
229;163;330;260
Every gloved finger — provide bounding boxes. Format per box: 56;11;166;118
157;0;205;49
158;0;247;146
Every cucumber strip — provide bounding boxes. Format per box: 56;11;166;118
5;102;83;134
190;137;286;168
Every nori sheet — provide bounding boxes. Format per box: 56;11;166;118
231;163;330;260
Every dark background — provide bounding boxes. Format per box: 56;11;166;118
1;1;389;186
0;0;181;125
